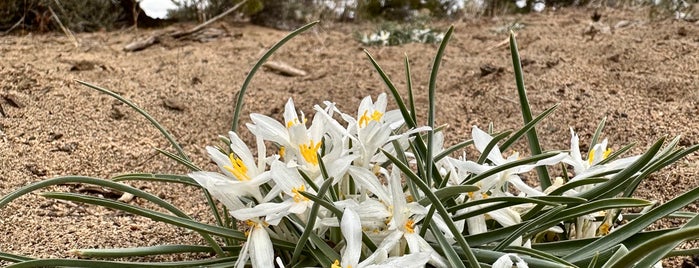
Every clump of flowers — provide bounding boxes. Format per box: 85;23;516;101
360;23;445;46
1;22;698;268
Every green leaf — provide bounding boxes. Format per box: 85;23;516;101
426;25;454;187
476;131;513;164
417;185;480;207
0;252;33;263
451;196;585;221
434;139;474;162
0;176;225;256
509;31;551;189
618;214;699;268
494;205;565;251
383;149;479;268
565;186;699;262
404;55;417;124
464;151;563;185
154;148;201;171
39;192;295;250
75;80;189;162
5;257;238;268
231;21;318;132
469;248;569;268
500;104;559;152
577;137;665;200
73;245;241;258
504;246;576;267
290;178;333;264
112;173;200;187
590;117;607;149
365;51;416;129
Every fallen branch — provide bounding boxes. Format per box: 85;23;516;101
263;61;308;77
124;0;248;52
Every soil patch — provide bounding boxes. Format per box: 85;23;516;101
1;6;698;266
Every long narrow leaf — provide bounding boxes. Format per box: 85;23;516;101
500;104;558;151
112;173;200;187
565;186;699;262
509;32;551;189
6;257;238;268
365;51;416;128
39;192;296;249
73;245;241;258
75;80;189;161
231;21;318;132
604;225;699;268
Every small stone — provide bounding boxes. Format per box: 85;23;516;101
26;164;47;176
163;97;185;111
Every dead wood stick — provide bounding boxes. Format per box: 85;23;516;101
263;61;308;77
170;0;249;38
123;34;161;52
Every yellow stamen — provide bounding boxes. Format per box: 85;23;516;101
223;154;250;181
279;146;286;158
603;148;612;159
405;195;414;203
286;117;307;128
331;260;342;268
291;185;309;203
405;218;416;234
358;110;383;128
299;140;321;166
598;222;611;236
588;148;612;165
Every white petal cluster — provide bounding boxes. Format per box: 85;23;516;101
188;94;639;267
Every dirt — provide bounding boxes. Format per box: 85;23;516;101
1;6;698;267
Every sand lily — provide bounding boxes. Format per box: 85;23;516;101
462;126;566;197
563;128;639;182
188;132;272;207
235;218;274;268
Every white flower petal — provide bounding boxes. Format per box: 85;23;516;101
472;126;506;164
249;226;274;268
341;207;362;267
248;113;291;146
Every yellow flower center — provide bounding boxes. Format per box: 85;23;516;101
588;148;612;165
286;117;307;128
358;110;383;128
291;185;309;203
405;218;416;234
299;140;321;166
331;260;352;268
223;154;250;181
279;146;286;158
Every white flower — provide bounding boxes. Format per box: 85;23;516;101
188;132;272;208
235;219;274;268
462;126;566;197
230;160;316;225
563;128;639;183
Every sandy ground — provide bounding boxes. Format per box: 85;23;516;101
1;6;698;267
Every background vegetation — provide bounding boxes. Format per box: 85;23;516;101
1;0;695;33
